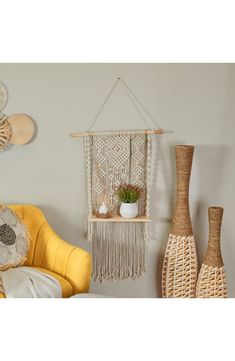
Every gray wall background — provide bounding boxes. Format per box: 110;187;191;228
0;63;234;297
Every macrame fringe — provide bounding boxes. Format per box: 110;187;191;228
92;222;146;281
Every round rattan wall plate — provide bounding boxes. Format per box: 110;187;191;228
0;81;8;112
8;114;35;145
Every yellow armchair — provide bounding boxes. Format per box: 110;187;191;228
0;205;92;298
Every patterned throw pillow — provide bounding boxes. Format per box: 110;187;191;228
0;206;30;270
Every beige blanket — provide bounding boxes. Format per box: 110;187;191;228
0;267;62;298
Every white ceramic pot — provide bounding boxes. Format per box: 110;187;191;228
120;202;138;219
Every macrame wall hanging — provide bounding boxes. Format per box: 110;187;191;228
71;77;164;281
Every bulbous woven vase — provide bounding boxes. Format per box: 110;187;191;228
196;207;228;298
162;145;198;298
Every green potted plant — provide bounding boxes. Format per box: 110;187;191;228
116;183;144;219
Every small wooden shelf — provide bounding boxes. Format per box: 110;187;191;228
88;215;151;223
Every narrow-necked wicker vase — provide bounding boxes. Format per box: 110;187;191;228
196;207;228;298
162;145;198;298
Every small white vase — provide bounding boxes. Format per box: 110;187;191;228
120;202;138;219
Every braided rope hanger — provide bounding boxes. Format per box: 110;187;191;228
71;77;164;137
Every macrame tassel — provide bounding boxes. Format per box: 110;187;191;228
92;222;146;281
143;222;150;242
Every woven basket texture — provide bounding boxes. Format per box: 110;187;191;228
196;207;228;298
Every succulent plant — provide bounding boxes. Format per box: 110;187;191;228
116;183;144;203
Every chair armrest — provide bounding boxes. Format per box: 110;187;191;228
32;221;92;294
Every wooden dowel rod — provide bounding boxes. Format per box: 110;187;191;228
70;128;164;138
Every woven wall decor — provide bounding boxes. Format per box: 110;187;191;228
162;145;198;297
8;114;35;145
196;207;228;298
0;206;30;270
0;114;12;152
0;81;35;152
71;77;164;281
0;81;8;112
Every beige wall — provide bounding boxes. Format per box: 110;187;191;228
0;63;234;297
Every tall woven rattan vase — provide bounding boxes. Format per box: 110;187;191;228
196;207;228;298
162;145;198;298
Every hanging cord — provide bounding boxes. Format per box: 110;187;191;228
84;77;162;132
119;77;161;129
118;79;155;130
85;78;120;131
